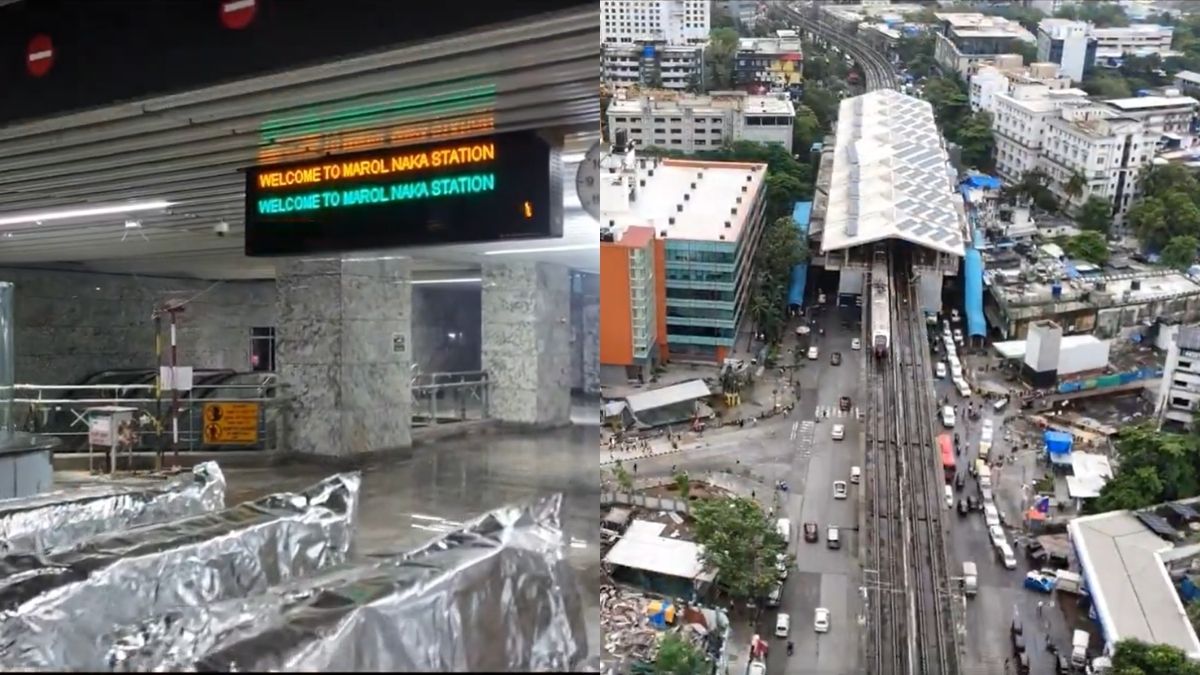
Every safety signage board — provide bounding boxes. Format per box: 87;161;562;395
220;0;257;30
202;402;260;444
27;34;54;78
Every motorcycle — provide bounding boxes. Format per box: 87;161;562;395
787;642;794;656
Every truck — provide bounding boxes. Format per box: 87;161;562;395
962;561;978;597
978;465;992;488
978;441;991;461
1071;629;1089;667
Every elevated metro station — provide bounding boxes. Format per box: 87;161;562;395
0;1;600;667
809;89;967;313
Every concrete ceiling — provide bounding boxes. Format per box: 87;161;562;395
0;6;599;280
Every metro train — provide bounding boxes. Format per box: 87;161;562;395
870;250;890;359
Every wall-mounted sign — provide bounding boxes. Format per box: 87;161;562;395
26;34;53;77
202;402;260;444
219;0;257;30
243;131;562;257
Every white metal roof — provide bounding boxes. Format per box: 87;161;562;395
1176;71;1200;85
1066;452;1113;499
1069;511;1200;658
821;89;965;257
603;520;716;582
624;379;711;413
1105;95;1200;111
991;334;1105;360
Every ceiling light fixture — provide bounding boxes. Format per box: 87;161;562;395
411;277;482;285
483;244;595;256
0;200;173;227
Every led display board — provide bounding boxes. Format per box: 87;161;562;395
243;131;562;256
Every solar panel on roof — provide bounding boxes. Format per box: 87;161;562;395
1166;502;1200;522
1137;512;1179;540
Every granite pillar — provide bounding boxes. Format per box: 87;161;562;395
276;257;412;458
481;261;571;426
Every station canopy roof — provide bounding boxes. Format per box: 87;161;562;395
820;89;966;258
624;379;711;414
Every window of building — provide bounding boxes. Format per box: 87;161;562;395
250;327;276;372
670;139;682;145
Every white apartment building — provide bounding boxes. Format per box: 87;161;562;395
606;90;795;154
1040;103;1153;228
933;13;1037;78
969;58;1070;113
1092;23;1175;64
992;84;1088;181
1157;324;1200;431
600;0;710;47
602;43;705;91
1103;96;1200;139
1036;18;1094;82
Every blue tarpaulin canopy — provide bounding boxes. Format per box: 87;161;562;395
1044;430;1073;454
962;173;1001;191
788;201;812;309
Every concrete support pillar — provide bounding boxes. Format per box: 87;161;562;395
276;257;411;458
481;261;571;426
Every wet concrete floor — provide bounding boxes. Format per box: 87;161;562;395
219;425;600;660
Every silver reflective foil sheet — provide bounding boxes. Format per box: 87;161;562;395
0;471;360;671
0;461;226;557
108;493;588;672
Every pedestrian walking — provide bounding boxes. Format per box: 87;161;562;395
633;462;638;474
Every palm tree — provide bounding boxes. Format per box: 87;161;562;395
1065;170;1087;206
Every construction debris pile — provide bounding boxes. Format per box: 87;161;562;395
600;585;729;675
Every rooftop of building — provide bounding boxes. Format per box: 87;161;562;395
936;12;1036;41
822;89;965;257
995;88;1088;112
1091;22;1173;36
1069;499;1200;658
1176;70;1200;85
607;224;655;249
604;156;768;244
736;32;803;56
1103;95;1200;111
604;519;715;582
990;267;1200;308
607;90;795;116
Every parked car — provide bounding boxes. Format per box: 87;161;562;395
775;613;791;638
1024;570;1056;593
804;521;819;543
967;494;980;511
955;473;965;491
957;499;969;516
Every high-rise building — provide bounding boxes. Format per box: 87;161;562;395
1157;324;1200;431
1036;18;1096;82
600;0;710;47
933;13;1037;78
600;226;665;382
600;151;769;365
734;31;804;93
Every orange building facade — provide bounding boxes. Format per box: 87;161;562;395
599;225;667;382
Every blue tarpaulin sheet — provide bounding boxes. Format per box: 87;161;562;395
788;202;813;309
962;173;1001;191
1044;430;1073;455
964;249;986;337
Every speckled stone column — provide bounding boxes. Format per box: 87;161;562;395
276;257;412;458
481;261;571;426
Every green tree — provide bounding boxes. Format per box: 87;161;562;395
1088;424;1200;513
690;496;786;602
1011;40;1038;67
896;34;938;78
801;86;840;132
792;104;824;161
655;632;710;675
1065;170;1087;203
703;28;740;91
674;471;691;500
956;111;996;171
1092;466;1164;513
711;5;736;30
1063;231;1110;264
1056;2;1130;28
613;462;634;492
1129;197;1172;250
1161;235;1200;269
1076;196;1114;233
923;77;971;132
1111;639;1200;675
1082;74;1133;99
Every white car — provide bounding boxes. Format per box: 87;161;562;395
851;337;861;351
807;346;819;360
935;362;946;379
814;607;830;633
833;480;848;499
776;553;789;579
942;405;956;428
775;612;791;638
831;424;845;440
989;524;1006;549
749;662;767;675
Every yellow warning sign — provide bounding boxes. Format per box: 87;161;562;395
202;402;260;445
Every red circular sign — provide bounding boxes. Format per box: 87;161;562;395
219;0;257;30
26;34;54;78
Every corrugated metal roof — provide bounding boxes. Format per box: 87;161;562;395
624;379;711;413
603;520;716;582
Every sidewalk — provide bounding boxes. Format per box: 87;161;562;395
599;417;787;468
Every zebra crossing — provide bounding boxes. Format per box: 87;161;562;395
814;405;862;420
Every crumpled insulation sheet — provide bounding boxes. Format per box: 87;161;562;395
0;471;360;671
0;461;226;557
106;493;589;672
